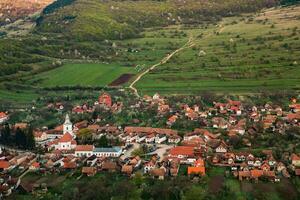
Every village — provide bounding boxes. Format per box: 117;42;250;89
0;92;300;198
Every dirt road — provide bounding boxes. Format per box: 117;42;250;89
129;36;195;97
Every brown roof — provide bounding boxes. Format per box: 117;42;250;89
121;165;133;174
58;133;74;143
0;161;10;169
150;168;165;177
102;161;117;170
75;145;94;152
82;167;96;174
124;126;177;136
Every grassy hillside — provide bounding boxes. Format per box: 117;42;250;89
135;5;300;95
36;0;278;41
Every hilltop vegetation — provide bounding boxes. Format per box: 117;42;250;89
36;0;278;41
136;5;300;94
0;0;299;105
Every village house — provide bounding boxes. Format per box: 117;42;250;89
291;153;300;167
168;146;196;162
149;167;166;180
82;167;97;176
0;112;8;124
188;158;205;176
144;160;156;173
98;93;112;108
212;117;228;129
74;145;122;158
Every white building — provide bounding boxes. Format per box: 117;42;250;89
63;114;74;137
75;145;122;158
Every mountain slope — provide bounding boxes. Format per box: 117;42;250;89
35;0;278;41
0;0;54;25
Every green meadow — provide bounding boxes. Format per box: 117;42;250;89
29;63;136;87
135;6;300;95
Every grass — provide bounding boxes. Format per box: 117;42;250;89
28;63;136;87
134;6;300;95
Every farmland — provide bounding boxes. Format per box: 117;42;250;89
28;63;136;87
134;6;300;95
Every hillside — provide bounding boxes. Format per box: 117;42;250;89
0;0;54;25
135;5;300;94
35;0;278;41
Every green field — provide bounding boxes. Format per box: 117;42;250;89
29;63;136;87
134;6;300;95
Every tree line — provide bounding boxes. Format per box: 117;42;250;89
0;123;35;150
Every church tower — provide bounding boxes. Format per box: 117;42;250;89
63;114;73;136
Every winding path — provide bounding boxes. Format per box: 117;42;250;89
129;36;195;97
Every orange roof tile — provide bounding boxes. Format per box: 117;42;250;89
188;166;205;175
58;133;73;143
0;161;10;169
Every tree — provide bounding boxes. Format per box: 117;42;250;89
96;135;109;147
15;127;25;147
183;186;207;200
26;126;35;150
77;128;93;144
1;123;11;144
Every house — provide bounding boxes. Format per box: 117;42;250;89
145;134;155;143
121;164;133;176
295;169;300;176
144;160;156;173
98;93;112;107
215;140;228;153
34;131;48;144
168;135;181;144
168;146;195;160
0;161;10;171
188;158;205;176
75;145;94;157
102;161;118;172
167;115;178;126
0;112;8;124
212;117;228;129
29;162;40;171
136;134;146;143
94;147;122;158
155;134;167;144
82;167;97;176
75;145;122;158
149;167;166;180
53;132;77;151
291;153;300;167
193;128;218;141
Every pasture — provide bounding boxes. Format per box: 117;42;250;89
134;6;300;95
28;63;136;88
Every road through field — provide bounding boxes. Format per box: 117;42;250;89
129;36;195;97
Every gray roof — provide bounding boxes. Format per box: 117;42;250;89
93;147;121;153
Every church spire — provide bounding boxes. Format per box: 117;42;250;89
63;114;73;136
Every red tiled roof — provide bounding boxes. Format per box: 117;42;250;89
0;161;10;169
188;166;205;175
58;133;73;143
64;161;76;169
75;145;94;152
169;146;195;157
125;126;177;135
0;112;7;118
291;153;300;161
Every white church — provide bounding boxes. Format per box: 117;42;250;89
48;114;77;151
